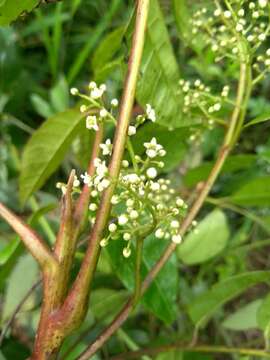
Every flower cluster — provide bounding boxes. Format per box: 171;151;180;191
67;82;188;258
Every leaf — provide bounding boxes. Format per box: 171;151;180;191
0;238;20;266
228;176;270;207
183;155;257;187
106;235;178;324
178;209;230;265
91;26;125;73
244;111;270;128
30;94;54;119
130;122;189;171
90;288;129;322
2;254;38;322
188;271;270;327
133;0;188;128
222;299;262;331
0;0;39;26
257;293;270;330
50;75;69;113
19;108;84;204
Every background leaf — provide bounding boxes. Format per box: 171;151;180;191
19;108;84;204
0;0;39;26
178;209;230;265
188;271;270;327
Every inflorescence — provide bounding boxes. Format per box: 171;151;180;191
57;82;188;258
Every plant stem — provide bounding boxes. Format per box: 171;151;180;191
76;35;250;360
110;343;270;360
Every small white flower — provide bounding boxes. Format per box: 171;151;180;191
100;238;108;247
80;105;87;113
171;220;180;229
89;203;97;211
91;87;104;99
144;137;163;158
224;10;231;18
146;167;157;179
259;33;266;41
111;98;119;107
94;158;108;178
100;139;113;156
73;175;80;187
100;108;108;118
123;173;140;184
122;160;129;168
155;228;164;239
130;210;139;219
128;126;136;136
89;81;97;89
123;233;131;241
100;84;106;91
111;195;120;205
146;104;156;122
70;87;78;95
118;214;128;225
176;198;184;207
108;223;117;232
213;103;221;112
172;234;182;244
91;190;98;197
150;182;160;192
97;178;110;192
81;172;92;186
126;199;134;207
259;0;267;8
86;115;99;131
123;247;131;258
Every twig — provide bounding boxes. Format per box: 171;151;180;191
0;279;41;346
75;43;251;360
110;343;270;360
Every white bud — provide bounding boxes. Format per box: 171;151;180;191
128;126;136;136
172;234;182;244
146;167;157;179
89;203;97;211
123;233;131;241
108;223;117;232
100;108;108;118
130;210;139;219
70;87;78;95
123;247;131;258
155;228;164;239
118;214;128;225
171;220;180;229
111;98;119;107
122;160;129;168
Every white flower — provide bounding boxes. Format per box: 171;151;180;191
130;210;139;219
176;198;184;207
146;104;156;122
100;108;108;118
100;238;108;247
108;223;117;232
81;172;92;186
213;103;221;112
73;175;80;187
146;167;157;179
100;139;113;156
128;126;136;136
259;33;266;41
70;87;78;95
111;195;120;205
94;158;108;178
86;115;99;131
155;228;164;239
111;98;119;107
224;10;231;18
144;137;163;158
123;233;131;241
118;214;128;225
150;182;160;192
259;0;267;8
171;220;179;229
123;247;131;258
122;160;129;168
97;178;110;192
122;173;140;184
91;190;98;197
89;203;97;211
172;234;182;244
80;105;87;113
89;81;97;89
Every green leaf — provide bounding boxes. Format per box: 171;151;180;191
90;288;129;322
188;271;270;327
178;209;230;265
134;0;187;128
30;94;54;119
19;108;84;204
91;26;125;73
228;176;270;207
50;75;69;113
106;235;178;324
244;111;270;128
0;238;20;266
130;122;189;171
0;0;39;26
222;299;262;331
183;155;257;187
2;254;38;322
257;293;270;330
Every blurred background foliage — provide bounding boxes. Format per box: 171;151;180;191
0;0;270;359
